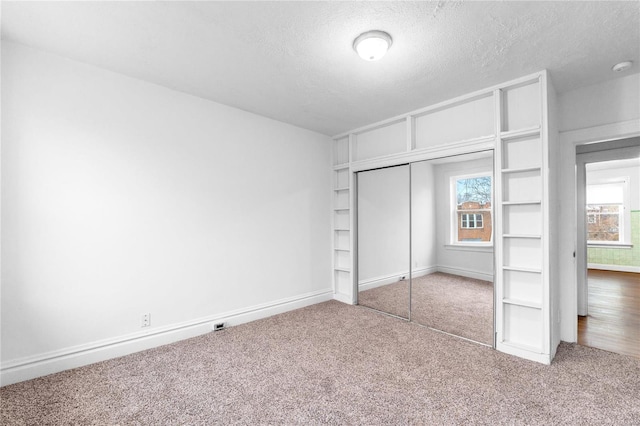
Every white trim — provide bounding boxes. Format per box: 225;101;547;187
496;342;550;365
576;144;640;316
586;174;631;245
540;71;551;357
0;289;334;387
588;264;640;273
560;119;640;145
333;71;543;140
587;243;633;248
436;266;493;282
358;267;436;291
558;118;640;342
333;292;354;305
349;135;495;172
444;244;493;253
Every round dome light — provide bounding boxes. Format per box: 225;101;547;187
612;61;633;73
353;30;393;61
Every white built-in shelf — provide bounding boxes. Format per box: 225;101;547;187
333;207;350;211
503;234;542;239
502;298;542;309
499;125;541;140
333;164;350;171
334;187;349;192
334;266;351;273
500;340;543;354
502;266;542;274
334;228;350;231
334;247;351;252
501;200;542;206
501;166;541;174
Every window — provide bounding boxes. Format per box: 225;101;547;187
452;174;492;244
586;181;627;244
461;213;483;229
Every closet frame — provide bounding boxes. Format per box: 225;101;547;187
331;70;559;364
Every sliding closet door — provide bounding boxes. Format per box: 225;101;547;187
410;152;495;345
357;165;410;319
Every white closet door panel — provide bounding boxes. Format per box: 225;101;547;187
504;238;542;270
503;135;542;169
504;270;542;304
504;304;542;350
503;82;541;132
354;121;406;161
503;204;542;235
503;171;542;202
414;95;494;149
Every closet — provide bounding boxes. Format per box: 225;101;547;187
356;152;495;345
332;71;559;364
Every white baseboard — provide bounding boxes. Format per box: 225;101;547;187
0;289;334;387
358;267;436;291
588;263;640;273
436;266;493;282
333;292;354;305
497;342;551;365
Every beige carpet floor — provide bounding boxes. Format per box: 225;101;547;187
358;278;410;319
359;272;493;345
2;300;639;425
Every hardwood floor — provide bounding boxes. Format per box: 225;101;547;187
578;269;640;359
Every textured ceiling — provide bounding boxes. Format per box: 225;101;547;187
2;1;639;136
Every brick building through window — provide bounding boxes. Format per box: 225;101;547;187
457;201;492;242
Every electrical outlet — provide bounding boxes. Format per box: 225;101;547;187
213;322;225;331
141;313;150;328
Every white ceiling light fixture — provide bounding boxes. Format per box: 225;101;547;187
612;61;633;72
353;30;393;61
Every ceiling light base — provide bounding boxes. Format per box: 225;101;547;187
612;61;633;73
353;30;393;61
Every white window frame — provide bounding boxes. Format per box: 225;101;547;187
586;178;630;246
450;172;493;247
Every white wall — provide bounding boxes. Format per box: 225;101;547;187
558;73;640;133
557;73;640;342
434;157;494;281
1;41;332;383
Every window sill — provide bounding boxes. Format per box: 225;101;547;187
588;243;633;249
444;244;493;253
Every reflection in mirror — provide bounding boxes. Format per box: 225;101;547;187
357;165;410;319
410;151;494;345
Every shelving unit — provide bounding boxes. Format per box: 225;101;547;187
495;78;548;359
332;137;353;302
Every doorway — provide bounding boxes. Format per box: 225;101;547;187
576;140;640;358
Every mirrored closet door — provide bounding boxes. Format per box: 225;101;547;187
356;151;495;346
410;152;495;346
356;164;410;319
